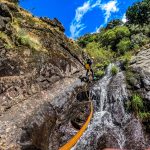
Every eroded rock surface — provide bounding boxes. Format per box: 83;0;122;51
0;0;84;115
0;1;87;150
0;1;150;150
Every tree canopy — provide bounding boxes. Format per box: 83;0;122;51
126;0;150;24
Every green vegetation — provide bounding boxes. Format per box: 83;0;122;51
77;0;150;73
139;112;150;120
126;0;150;24
111;66;118;75
101;26;130;50
126;70;137;86
117;38;132;55
77;0;150;125
119;51;132;65
85;42;113;64
131;94;143;113
127;94;150;121
126;94;143;117
0;32;13;49
15;28;42;51
85;42;113;77
105;19;123;30
95;70;105;78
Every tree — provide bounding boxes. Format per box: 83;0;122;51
126;0;150;24
117;38;132;55
106;19;123;30
101;26;130;51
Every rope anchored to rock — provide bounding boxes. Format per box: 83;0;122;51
59;84;93;150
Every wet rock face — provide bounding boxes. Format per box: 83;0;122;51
0;1;150;150
73;62;149;150
97;133;120;150
129;48;150;145
107;72;128;125
124;119;146;150
48;86;91;150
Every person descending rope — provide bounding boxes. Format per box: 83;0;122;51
85;57;94;80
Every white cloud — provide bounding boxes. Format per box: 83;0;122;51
122;13;127;23
101;0;119;24
70;0;101;39
70;1;91;39
95;24;104;33
75;1;91;22
70;0;119;39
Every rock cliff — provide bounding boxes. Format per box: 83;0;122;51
0;0;150;150
0;1;88;150
0;0;84;114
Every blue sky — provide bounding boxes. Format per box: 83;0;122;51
20;0;141;39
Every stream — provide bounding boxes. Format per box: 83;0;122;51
72;64;146;150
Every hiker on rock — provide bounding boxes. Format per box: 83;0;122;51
85;57;94;80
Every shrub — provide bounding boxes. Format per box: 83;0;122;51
95;61;110;69
77;34;98;48
125;70;140;87
139;112;150;120
131;94;143;113
115;26;130;39
86;42;114;64
117;38;132;55
106;19;123;29
131;33;150;47
119;51;132;65
0;32;13;49
101;29;116;47
17;29;41;50
111;65;118;75
128;24;150;36
101;26;130;51
95;70;105;77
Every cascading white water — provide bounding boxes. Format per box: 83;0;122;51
72;64;128;150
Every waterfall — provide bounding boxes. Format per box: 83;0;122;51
72;64;134;150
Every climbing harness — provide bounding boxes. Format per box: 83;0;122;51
59;84;93;150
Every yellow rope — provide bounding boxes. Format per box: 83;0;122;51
59;84;93;150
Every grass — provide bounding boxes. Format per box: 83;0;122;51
126;70;136;85
111;65;119;75
95;70;105;78
139;112;150;120
131;94;143;116
126;94;146;119
126;93;150;121
14;26;43;51
0;32;13;49
119;51;132;64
